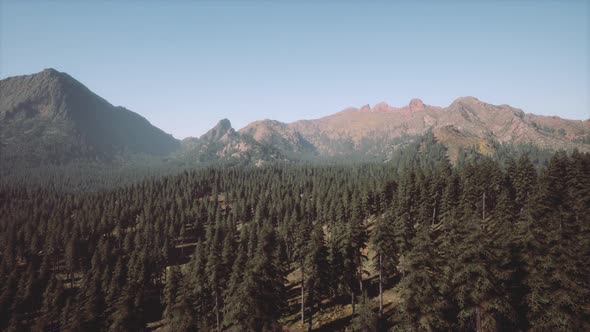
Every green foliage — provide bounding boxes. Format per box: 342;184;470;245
0;150;589;331
351;292;378;332
395;222;451;331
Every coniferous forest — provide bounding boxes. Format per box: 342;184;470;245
2;1;590;330
1;142;589;331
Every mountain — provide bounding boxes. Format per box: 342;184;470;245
246;97;590;161
2;69;589;171
179;119;285;166
0;68;179;167
239;119;317;157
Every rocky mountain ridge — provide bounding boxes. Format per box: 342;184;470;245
1;69;588;169
240;96;589;161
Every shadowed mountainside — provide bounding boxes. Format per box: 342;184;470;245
0;68;180;166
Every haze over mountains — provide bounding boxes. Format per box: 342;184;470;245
1;69;589;169
0;68;179;166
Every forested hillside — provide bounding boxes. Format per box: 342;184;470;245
1;140;589;331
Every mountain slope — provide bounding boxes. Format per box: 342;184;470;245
0;69;180;166
239;119;317;157
243;97;590;161
179;119;286;165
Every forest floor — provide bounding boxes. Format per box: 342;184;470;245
280;231;402;332
148;217;402;331
280;286;401;332
147;242;403;332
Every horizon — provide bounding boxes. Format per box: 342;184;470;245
2;1;590;139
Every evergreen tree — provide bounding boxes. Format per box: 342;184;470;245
514;154;537;216
396;223;451;331
108;288;146;332
304;222;330;331
294;211;311;327
163;265;181;321
225;224;286;331
371;210;397;318
351;292;377;332
448;163;514;331
524;152;590;330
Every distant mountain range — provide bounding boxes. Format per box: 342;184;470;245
1;69;589;169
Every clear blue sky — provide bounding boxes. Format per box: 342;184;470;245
1;1;589;139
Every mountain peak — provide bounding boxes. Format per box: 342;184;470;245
447;96;483;112
373;102;390;112
453;96;480;104
216;118;232;131
41;68;60;75
409;98;425;111
38;68;71;82
0;69;180;164
201;118;235;141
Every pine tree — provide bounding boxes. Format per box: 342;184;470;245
108;288;145;332
294;211;311;327
348;194;368;314
37;276;65;331
304;222;330;331
163;265;181;321
514;154;537;216
223;231;247;328
224;224;285;331
371;210;397;318
206;223;224;331
188;241;210;323
448;163;514;331
65;228;80;288
396;222;451;331
167;297;200;332
78;273;104;331
524;152;590;330
327;221;346;299
351;292;377;332
392;167;418;277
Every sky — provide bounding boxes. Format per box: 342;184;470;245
1;1;589;139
